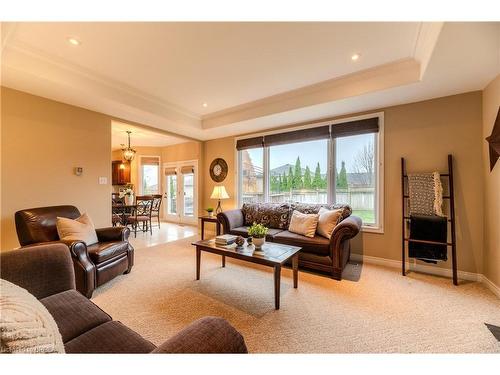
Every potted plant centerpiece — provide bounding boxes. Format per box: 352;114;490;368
206;207;214;217
248;222;268;250
119;187;134;205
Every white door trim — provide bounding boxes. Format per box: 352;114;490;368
162;160;198;225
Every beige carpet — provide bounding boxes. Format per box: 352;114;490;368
92;236;500;353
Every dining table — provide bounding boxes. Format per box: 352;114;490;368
112;203;137;226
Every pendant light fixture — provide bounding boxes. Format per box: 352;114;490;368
121;131;136;162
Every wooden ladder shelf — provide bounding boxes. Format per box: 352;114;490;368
401;154;458;285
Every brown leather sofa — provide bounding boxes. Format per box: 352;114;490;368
0;244;247;353
15;205;134;298
218;203;362;280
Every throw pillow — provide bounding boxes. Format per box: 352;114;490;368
56;213;98;245
316;207;343;239
0;279;65;353
288;210;319;238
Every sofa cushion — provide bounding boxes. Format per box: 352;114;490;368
64;321;156;353
229;226;283;240
0;279;65;353
87;241;129;263
273;230;330;256
242;203;291;229
291;203;351;223
40;290;111;343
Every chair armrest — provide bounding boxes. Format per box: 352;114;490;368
95;226;130;242
151;317;248;354
217;210;244;233
0;243;75;299
55;239;96;298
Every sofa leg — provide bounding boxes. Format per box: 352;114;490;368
331;268;342;281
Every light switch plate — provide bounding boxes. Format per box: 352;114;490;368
98;177;108;185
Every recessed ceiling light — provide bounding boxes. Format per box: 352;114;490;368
351;53;360;61
67;37;81;46
202;103;208;108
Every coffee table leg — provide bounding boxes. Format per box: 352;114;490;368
222;255;226;268
274;265;281;310
196;247;201;280
292;254;299;288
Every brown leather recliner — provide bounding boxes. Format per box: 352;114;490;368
15;205;134;298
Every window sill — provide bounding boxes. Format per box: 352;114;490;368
361;225;384;234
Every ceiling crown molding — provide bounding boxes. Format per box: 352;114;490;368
2;38;203;138
201;58;421;129
412;22;444;80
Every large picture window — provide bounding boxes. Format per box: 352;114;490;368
239;148;264;204
269;139;328;204
140;156;160;195
237;114;383;231
335;133;377;225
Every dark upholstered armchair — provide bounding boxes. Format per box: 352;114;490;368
15;205;134;298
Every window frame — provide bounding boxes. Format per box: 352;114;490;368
138;155;161;196
235;112;384;233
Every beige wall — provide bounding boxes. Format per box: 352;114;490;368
162;141;202;164
1;87;112;250
202;91;485;274
482;74;500;287
202;137;237;213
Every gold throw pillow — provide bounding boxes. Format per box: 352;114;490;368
316;207;343;239
288;210;319;238
56;213;98;246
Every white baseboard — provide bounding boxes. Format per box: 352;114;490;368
350;253;498;298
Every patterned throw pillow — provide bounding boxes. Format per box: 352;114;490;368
242;203;292;229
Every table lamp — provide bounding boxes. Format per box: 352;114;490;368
210;185;229;214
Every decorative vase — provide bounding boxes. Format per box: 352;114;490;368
125;194;134;205
253;237;265;250
208;211;214;217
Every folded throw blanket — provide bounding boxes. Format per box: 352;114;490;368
408;172;443;216
409;214;448;263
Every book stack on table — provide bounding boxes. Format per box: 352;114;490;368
215;234;237;246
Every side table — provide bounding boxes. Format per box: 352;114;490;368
199;215;221;240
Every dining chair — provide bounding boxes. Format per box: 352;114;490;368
111;193;125;226
151;194;163;228
127;196;154;237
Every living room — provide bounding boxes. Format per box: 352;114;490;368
1;1;499;373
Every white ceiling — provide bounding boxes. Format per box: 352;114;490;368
2;22;499;140
111;121;187;150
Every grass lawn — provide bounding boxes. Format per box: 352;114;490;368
352;209;375;225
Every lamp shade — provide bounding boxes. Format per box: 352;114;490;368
211;185;229;200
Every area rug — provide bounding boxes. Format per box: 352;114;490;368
92;236;500;353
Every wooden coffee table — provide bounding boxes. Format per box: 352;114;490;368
192;239;301;310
